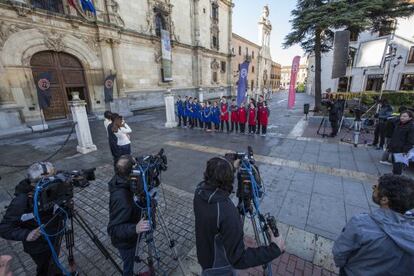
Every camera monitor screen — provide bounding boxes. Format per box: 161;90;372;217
355;38;388;68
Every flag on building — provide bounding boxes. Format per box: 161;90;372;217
80;0;96;14
67;0;76;8
288;56;301;109
104;73;116;103
36;72;52;110
237;61;250;106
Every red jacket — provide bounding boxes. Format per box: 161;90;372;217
230;105;239;123
220;103;229;121
248;108;256;126
238;107;247;124
258;105;269;126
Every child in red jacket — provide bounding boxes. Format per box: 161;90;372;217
258;101;269;136
230;99;239;133
248;102;257;135
238;103;247;134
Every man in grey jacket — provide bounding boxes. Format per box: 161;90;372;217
332;174;414;276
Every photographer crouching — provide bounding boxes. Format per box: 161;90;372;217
107;155;150;276
194;156;285;275
0;162;63;276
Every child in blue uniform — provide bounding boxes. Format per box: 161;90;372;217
186;97;194;128
183;96;189;127
176;96;184;127
204;101;212;132
212;101;220;132
193;98;199;128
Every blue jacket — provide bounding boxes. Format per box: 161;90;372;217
212;106;220;124
185;101;193;118
176;100;184;116
333;208;414;276
193;103;200;119
203;106;212;123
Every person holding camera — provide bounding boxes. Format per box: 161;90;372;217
0;162;63;276
107;155;150;276
333;174;414;276
194;157;285;275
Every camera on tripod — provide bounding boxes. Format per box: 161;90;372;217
32;168;96;212
225;146;263;202
129;149;168;201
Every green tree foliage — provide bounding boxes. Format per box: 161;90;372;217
284;0;414;111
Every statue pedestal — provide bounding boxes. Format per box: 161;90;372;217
69;99;97;154
164;92;178;128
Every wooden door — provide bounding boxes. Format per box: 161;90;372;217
31;51;89;120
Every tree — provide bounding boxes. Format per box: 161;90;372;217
284;0;414;111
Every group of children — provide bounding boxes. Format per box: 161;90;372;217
175;95;270;136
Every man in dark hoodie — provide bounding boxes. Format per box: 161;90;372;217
107;155;150;276
194;157;285;275
333;174;414;276
0;162;63;276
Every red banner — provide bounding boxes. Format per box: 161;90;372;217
288;56;301;109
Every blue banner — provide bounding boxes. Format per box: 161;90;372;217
236;61;250;106
36;72;52;110
80;0;96;14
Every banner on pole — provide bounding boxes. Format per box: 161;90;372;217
161;30;173;82
237;61;250;106
288;56;301;109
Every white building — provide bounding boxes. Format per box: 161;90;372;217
306;16;414;95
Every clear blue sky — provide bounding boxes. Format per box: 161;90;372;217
232;0;305;66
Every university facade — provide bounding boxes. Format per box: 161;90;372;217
0;0;233;134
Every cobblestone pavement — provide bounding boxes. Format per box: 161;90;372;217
0;165;195;275
238;237;338;276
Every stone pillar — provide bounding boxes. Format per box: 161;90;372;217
69;92;97;154
198;88;204;102
164;90;178;128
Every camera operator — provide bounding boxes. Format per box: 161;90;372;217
326;97;341;138
107;155;150;276
194;157;285;275
0;162;63;276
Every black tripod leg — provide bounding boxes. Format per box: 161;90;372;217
249;215;271;276
72;211;123;274
156;211;187;275
317;117;325;135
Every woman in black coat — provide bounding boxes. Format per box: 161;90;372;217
388;110;414;175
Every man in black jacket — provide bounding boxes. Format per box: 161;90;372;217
0;162;62;276
194;157;285;275
107;155;150;276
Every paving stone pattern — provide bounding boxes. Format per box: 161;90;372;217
238;237;338;276
0;165;195;275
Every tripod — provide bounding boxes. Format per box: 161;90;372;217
48;204;122;276
239;200;272;276
317;115;329;138
340;118;370;147
134;198;186;276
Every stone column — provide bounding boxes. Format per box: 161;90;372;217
69;92;97;154
198;88;204;102
164;90;178;128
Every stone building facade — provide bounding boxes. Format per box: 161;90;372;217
231;33;260;96
270;61;281;91
0;0;233;134
281;64;308;89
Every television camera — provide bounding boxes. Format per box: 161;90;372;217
32;168;96;212
225;147;279;276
